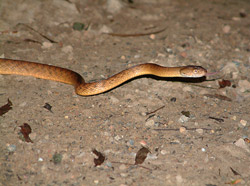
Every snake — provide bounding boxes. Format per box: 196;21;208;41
0;58;207;96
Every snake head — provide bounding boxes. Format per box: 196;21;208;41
180;66;207;78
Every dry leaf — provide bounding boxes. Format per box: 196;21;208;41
92;149;105;167
219;79;231;88
135;147;150;165
19;123;33;143
0;99;12;116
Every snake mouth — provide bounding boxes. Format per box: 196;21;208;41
180;66;207;78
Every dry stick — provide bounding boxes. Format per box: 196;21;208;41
146;105;165;116
106;26;167;37
17;23;57;43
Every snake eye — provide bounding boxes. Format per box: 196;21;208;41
193;69;198;74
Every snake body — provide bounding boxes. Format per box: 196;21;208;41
0;58;207;96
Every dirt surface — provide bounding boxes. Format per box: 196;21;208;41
0;0;250;185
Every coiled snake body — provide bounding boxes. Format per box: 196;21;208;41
0;58;207;96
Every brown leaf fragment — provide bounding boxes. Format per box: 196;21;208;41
43;103;53;113
219;79;231;88
19;123;33;143
230;167;241;176
0;99;13;116
92;149;105;167
135;147;150;165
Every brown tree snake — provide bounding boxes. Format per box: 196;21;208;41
0;58;207;96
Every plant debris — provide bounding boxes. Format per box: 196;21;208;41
135;147;150;165
230;167;241;176
0;99;12;116
209;116;224;123
146;105;165;116
43;103;53;113
225;179;241;185
219;79;231;88
19;123;33;143
92;149;105;167
203;94;232;102
16;23;57;43
52;152;62;164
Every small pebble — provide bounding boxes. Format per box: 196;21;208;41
232;116;237;121
109;96;119;104
42;42;53;49
106;161;113;168
196;128;204;134
106;0;124;14
119;164;127;170
140;140;147;146
147;153;157;160
178;115;189;123
134;54;140;59
179;127;187;133
62;45;73;53
129;139;134;146
161;150;167;155
114;135;122;141
145;119;155;127
234;138;250;152
149;34;155;40
164;47;173;53
240;120;247;126
176;175;183;183
223;25;231;33
120;173;128;178
120;55;126;60
182;86;193;92
238;80;250;93
7;144;16;152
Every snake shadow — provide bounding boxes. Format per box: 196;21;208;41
99;75;207;95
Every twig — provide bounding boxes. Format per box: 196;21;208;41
17;23;57;43
106;26;167;37
146;106;165;116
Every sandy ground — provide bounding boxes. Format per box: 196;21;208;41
0;0;249;185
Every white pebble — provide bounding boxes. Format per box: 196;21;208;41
196;128;204;134
178;115;189;123
114;135;122;141
238;80;250;93
223;25;231;33
234;138;250;152
61;45;73;53
145;119;155;127
160;150;167;155
42;42;53;49
240;120;247;126
176;175;183;183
